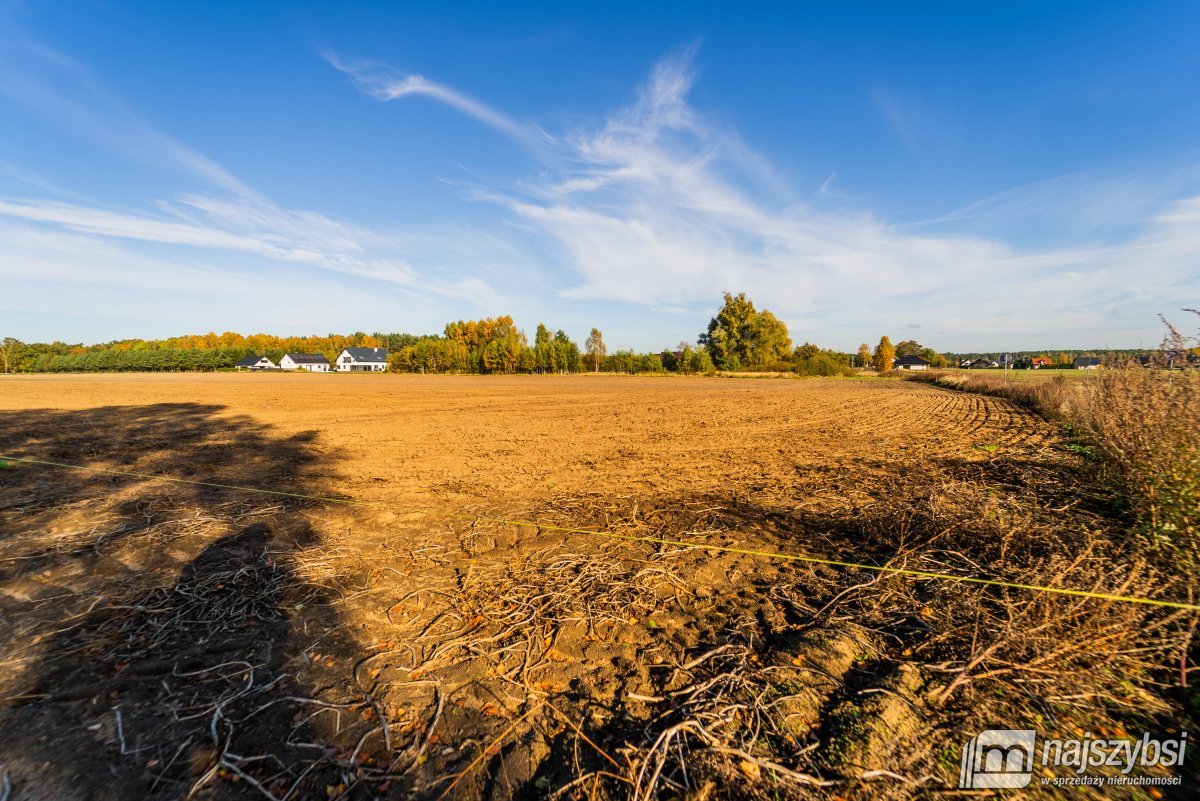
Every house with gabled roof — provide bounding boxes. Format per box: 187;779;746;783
1030;357;1054;369
893;355;932;371
280;353;331;372
336;347;389;372
1074;356;1102;370
236;355;277;370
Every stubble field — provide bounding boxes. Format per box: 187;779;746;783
0;373;1178;799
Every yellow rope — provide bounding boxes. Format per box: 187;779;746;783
3;454;1197;612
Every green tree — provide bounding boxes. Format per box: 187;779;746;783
750;310;792;364
687;348;716;375
872;336;896;372
637;353;665;373
699;293;792;370
606;349;636;374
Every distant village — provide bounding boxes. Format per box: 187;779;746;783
890;354;1106;371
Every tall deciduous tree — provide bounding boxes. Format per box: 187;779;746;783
0;337;26;373
857;343;871;368
751;310;792;363
699;293;792;370
585;328;606;372
872;336;896;372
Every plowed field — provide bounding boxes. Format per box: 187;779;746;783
0;373;1151;799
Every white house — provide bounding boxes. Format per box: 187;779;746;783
236;355;277;370
336;347;389;372
893;355;932;371
280;353;331;372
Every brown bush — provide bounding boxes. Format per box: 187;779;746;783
1075;367;1200;576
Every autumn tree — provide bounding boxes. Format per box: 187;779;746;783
442;316;527;373
872;336;896;372
794;342;822;360
699;293;792;370
585;328;606;373
1;337;27;373
856;343;871;369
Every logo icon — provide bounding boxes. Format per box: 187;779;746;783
960;729;1037;788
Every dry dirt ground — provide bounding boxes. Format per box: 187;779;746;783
0;374;1191;799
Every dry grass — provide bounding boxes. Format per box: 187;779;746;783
906;362;1200;591
905;369;1078;419
1076;367;1200;570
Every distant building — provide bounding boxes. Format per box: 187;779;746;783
336;347;389;372
280;353;331;372
236;355;277;370
1073;356;1102;370
1161;350;1200;369
893;355;932;371
967;358;998;369
1030;357;1054;369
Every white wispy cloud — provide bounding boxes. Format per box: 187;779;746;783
873;89;919;151
409;47;1196;347
0;28;514;310
0;218;430;340
323;49;545;148
0;195;419;285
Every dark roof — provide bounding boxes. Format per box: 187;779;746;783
342;347;388;362
893;355;931;366
285;353;330;364
1074;356;1101;366
236;355;267;367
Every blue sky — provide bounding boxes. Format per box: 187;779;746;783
2;1;1198;351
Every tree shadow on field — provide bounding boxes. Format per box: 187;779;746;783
0;404;352;800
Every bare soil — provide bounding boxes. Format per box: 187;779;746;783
0;374;1190;799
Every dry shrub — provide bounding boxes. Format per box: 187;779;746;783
907;359;1199;581
1075;366;1200;576
810;473;1176;700
907;370;1075;418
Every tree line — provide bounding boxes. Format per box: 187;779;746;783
387;318;584;374
5;293;1161;376
0;332;400;373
